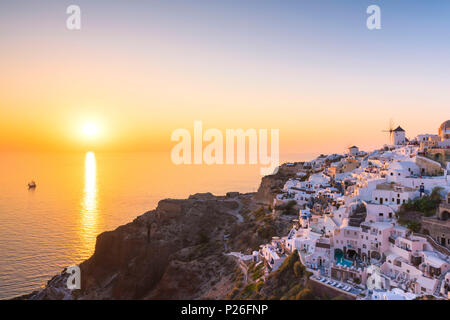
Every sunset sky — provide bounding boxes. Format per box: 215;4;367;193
1;0;449;154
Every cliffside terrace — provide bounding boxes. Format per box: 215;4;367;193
375;183;416;192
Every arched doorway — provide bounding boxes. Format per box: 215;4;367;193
439;210;449;221
361;252;367;262
334;248;344;261
347;249;357;258
371;251;381;260
434;153;442;162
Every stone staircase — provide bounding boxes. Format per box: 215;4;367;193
413;233;450;256
434;272;447;297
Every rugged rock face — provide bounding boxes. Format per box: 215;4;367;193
21;163;307;300
227;250;322;300
23;195;249;300
258;251;312;300
254;164;301;205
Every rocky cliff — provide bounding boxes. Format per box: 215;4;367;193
254;163;303;205
24;194;251;300
21;162;304;300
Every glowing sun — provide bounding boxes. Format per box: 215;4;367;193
81;123;100;139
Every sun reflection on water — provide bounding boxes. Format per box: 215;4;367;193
80;152;98;258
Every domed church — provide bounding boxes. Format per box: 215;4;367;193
426;120;450;165
438;120;450;141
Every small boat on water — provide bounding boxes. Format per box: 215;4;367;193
27;181;36;189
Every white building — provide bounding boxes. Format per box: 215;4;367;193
371;182;419;209
265;123;450;299
438;120;450;147
392;126;406;146
371;288;417;300
348;146;359;156
386;161;420;181
260;238;287;272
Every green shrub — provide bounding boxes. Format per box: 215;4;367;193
227;287;240;299
243;283;256;297
398;219;421;233
295;288;314;300
286;284;303;297
255;281;264;292
251;263;264;281
256;224;276;240
293;261;305;278
276;250;299;275
407;221;421;233
400;187;442;217
286;200;297;210
197;231;209;244
252;207;266;220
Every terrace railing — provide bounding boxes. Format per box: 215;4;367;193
413;233;450;256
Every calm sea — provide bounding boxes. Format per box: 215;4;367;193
0;151;315;299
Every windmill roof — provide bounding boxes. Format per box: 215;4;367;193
393;126;405;132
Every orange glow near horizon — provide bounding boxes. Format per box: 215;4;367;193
0;3;449;156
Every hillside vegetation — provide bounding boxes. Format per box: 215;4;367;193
227;250;319;300
397;187;443;232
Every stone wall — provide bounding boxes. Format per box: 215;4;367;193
309;278;356;300
438;205;450;222
416;155;444;176
424;149;450;167
421;217;450;250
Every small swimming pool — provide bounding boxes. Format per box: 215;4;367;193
334;249;353;267
336;258;353;267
